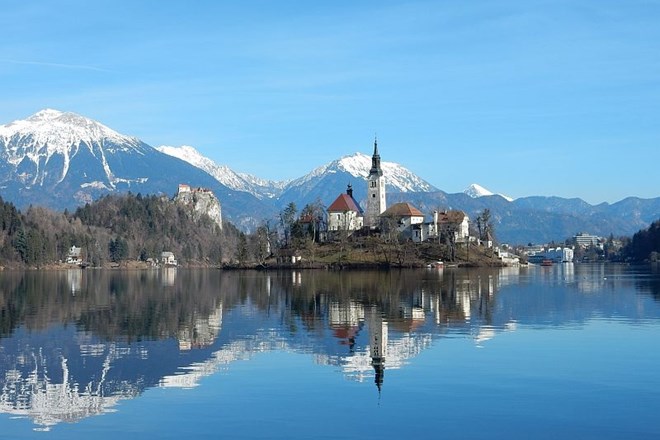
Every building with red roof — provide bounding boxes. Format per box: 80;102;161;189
380;202;425;234
327;184;364;233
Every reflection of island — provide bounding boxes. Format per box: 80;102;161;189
0;265;658;430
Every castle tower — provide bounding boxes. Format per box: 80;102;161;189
365;137;386;227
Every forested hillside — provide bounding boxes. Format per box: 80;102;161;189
624;219;660;262
0;194;242;268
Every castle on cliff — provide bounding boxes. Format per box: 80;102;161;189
174;184;223;230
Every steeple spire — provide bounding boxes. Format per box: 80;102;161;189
369;135;382;177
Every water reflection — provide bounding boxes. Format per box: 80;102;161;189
0;265;659;430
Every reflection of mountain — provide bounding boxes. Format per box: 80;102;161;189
1;327;140;431
0;266;659;430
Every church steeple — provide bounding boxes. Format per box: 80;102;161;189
365;135;386;227
369;136;382;177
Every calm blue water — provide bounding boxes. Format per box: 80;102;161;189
0;265;659;439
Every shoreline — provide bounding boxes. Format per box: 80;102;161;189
3;259;512;271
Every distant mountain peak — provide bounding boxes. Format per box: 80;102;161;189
290;151;437;194
157;145;288;199
0;109;150;193
27;108;65;120
464;183;513;202
0;109;141;152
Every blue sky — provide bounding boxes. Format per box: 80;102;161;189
1;0;658;204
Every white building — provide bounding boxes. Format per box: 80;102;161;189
65;246;82;265
327;185;364;233
161;251;178;267
574;233;601;248
381;202;425;234
413;210;470;243
528;247;574;263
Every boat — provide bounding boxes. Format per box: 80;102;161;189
541;259;553;266
426;261;444;269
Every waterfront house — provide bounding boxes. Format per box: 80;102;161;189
66;246;83;265
161;251;178;267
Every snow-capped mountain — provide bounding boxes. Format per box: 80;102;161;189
1;110;658;243
290;152;436;193
464;183;513;202
157;147;437;209
157;145;288;199
0;109;150;191
278;152;438;208
0;110;271;226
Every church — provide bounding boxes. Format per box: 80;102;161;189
326;138;471;241
327;138;386;234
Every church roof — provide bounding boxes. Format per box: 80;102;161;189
437;210;467;224
328;193;363;214
381;202;424;218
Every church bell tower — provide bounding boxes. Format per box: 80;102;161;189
365;136;386;227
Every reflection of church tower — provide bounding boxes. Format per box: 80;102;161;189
367;307;388;393
365;137;386;227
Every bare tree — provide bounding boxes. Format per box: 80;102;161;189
300;199;326;243
279;202;297;248
476;208;494;242
439;222;458;262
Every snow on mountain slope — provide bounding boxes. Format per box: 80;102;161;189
0;109;148;187
0;109;258;214
0;109;144;154
157;145;247;190
286;152;437;193
464;183;513;202
157;145;288;199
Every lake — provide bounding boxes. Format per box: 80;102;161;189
0;265;659;439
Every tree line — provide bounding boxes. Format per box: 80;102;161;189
7;189;655;269
623;219;660;263
0;193;243;267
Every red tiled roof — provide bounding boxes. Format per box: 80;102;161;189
381;202;424;217
328;194;363;213
437;210;467;223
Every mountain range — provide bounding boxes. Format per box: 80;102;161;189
1;109;659;244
